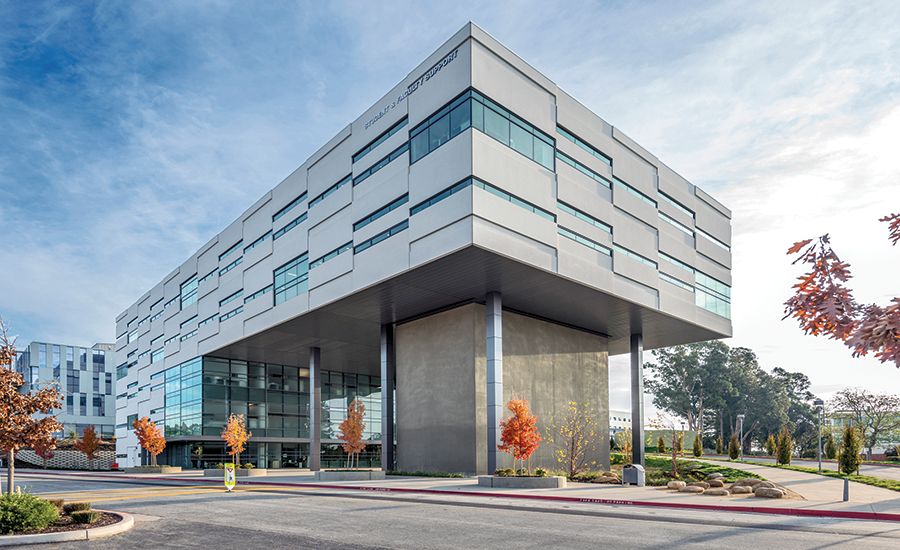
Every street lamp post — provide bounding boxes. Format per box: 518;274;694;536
737;414;745;462
814;399;825;473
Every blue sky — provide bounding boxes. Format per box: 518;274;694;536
2;1;899;407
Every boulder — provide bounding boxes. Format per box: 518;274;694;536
706;473;724;481
755;487;784;499
705;489;730;496
755;481;776;489
679;486;705;493
731;486;754;494
592;476;619;484
708;479;725;488
733;478;764;487
603;472;617;478
687;482;710;489
667;480;687;489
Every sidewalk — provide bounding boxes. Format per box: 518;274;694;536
10;465;900;522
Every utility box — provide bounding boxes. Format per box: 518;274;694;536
623;464;645;487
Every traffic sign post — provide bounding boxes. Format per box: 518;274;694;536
224;463;236;492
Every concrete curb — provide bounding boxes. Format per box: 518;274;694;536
14;470;900;523
0;511;133;546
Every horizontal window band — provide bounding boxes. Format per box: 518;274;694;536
354;142;409;186
410;177;474;216
309;174;351;208
354;194;409;232
556;150;611;189
354;220;409;254
272;192;307;222
353;117;408;163
558;226;611;256
558;201;611;233
310;242;353;269
557;125;611;166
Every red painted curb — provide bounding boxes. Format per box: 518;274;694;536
15;470;898;523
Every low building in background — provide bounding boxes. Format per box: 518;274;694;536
13;341;116;438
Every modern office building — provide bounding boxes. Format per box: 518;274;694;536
14;341;116;437
114;23;732;472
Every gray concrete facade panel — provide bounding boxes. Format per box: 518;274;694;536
472;217;557;272
658;223;695;257
612;209;659;260
407;128;474;205
309;268;353;309
613;128;658;168
409;216;473;268
308;136;352;199
308;205;352;260
556;238;614;292
557;166;613;206
404;39;471;128
613;273;659;310
352;232;410;291
611;187;658;228
350;163;409;222
695;186;732;218
696;236;732;269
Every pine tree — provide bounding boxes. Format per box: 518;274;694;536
839;424;862;476
692;433;702;457
656;436;666;454
716;437;723;455
728;433;740;459
776;427;792;465
766;434;777;456
825;433;837;460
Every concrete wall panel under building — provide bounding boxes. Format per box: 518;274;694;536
309;269;353;310
613;273;659;310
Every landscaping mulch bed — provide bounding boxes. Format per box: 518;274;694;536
1;512;120;536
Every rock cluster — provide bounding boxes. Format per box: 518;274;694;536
663;473;786;498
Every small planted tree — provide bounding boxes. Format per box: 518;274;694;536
132;417;166;467
656;436;666;454
649;413;680;477
776;427;792;465
33;440;56;469
675;434;683;456
0;315;63;493
825;433;837;460
338;398;366;470
498;398;541;475
839;424;862;476
74;426;100;471
766;434;777;456
728;433;740;460
716;437;723;455
613;429;633;465
221;413;251;467
547;402;598;478
692;433;702;457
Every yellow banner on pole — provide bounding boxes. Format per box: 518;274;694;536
224;463;236;492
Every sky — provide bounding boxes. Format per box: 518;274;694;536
2;0;899;412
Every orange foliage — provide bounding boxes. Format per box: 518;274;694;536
34;439;56;469
498;398;542;474
74;425;100;470
133;416;166;467
221;413;251;465
338;398;367;469
785;214;900;367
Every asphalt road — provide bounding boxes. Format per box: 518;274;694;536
12;473;900;549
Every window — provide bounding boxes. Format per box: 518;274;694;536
309;174;351;208
126;317;138;328
697;228;731;251
164;335;178;346
116;363;128;380
354;117;408;163
354;142;409;187
150;371;166;380
274;254;309;305
695;271;731;318
180;275;198;309
245;284;274;303
138;350;151;359
150;298;164;310
198;269;217;285
181;330;198;342
180;315;198;328
219;240;243;261
220;290;243;307
127;381;138;389
309;242;353;269
149;334;164;346
556;149;611;189
410;89;555;170
354;220;409;254
198;314;216;328
220;306;243;322
219;257;243;276
558;201;612;233
151;348;164;364
127;328;137;344
659;192;694;219
659;211;694;236
660;272;694;293
244;230;273;253
614;244;658;268
127;414;138;430
659;251;695;274
164;297;178;309
613;177;657;207
558;226;611;255
354;194;409;232
410;177;474;216
474;180;556;222
138;316;149;326
150;310;165;322
272;192;307;222
273;213;307;240
556;125;612;166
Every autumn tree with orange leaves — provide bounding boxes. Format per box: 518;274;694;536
498;397;542;475
785;213;900;367
34;439;56;469
0;314;62;493
74;425;101;471
338;398;366;470
133;416;166;467
221;413;251;466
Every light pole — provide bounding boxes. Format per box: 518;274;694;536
737;414;745;462
814;399;824;473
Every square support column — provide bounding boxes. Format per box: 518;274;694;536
380;324;395;471
486;292;503;474
631;334;645;468
309;346;321;472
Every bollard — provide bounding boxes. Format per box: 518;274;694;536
843;477;849;502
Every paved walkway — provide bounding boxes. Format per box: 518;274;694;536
9;464;900;521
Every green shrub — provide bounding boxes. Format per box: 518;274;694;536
839;424;861;475
776;427;792;465
766;434;777;456
63;502;92;514
692;433;702;457
0;492;60;534
716;437;723;455
215;463;225;469
534;468;548;477
656;437;666;454
242;463;256;469
46;498;65;512
611;453;626;465
825;434;838;460
494;468;514;477
70;510;101;524
728;433;740;460
386;470;465;478
572;471;599;482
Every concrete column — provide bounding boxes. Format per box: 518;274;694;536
631;334;645;468
486;292;503;474
380;324;395;471
309;347;321;471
